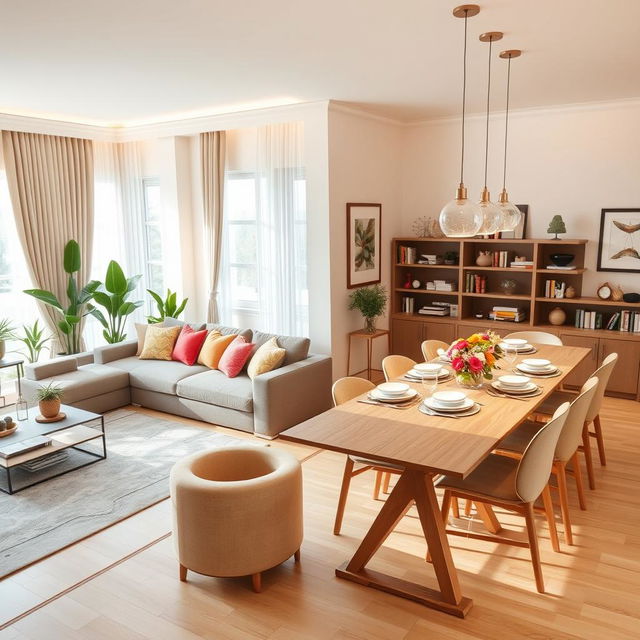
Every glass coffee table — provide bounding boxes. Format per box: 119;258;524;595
0;405;106;494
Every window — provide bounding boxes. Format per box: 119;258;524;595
142;178;164;309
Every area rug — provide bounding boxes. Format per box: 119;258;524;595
0;409;252;578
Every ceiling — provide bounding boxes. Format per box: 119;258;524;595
1;0;639;127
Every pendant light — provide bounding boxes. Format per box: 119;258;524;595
439;5;483;238
476;31;504;236
497;49;523;232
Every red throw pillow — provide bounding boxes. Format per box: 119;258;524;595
218;335;254;378
172;325;208;366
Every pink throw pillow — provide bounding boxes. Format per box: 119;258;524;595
218;335;254;377
172;325;208;366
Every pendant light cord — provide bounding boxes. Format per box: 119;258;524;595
483;36;493;190
460;10;468;186
502;56;511;191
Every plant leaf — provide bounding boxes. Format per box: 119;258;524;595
174;298;188;317
105;261;127;295
126;275;142;293
92;291;113;313
57;320;71;335
63;240;81;274
24;289;63;310
89;307;108;328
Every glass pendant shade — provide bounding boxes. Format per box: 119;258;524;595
439;184;483;237
498;190;522;231
477;188;504;235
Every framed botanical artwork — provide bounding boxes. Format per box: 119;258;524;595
597;208;640;273
347;203;382;288
499;204;529;239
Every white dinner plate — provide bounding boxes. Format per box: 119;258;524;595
369;388;418;403
492;380;539;394
423;396;475;412
406;368;450;380
516;363;558;375
499;342;535;353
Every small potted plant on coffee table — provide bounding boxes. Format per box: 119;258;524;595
36;382;65;421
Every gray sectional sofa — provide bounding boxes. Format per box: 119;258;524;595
21;322;332;439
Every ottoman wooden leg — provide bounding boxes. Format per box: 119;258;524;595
252;572;262;593
179;564;188;582
294;549;301;563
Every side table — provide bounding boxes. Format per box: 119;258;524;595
346;329;390;381
0;358;24;408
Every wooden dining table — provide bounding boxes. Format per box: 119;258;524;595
280;344;591;618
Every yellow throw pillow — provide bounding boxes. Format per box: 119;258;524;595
197;331;236;369
135;321;164;356
139;325;181;360
247;337;286;380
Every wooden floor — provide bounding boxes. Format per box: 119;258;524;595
1;396;640;639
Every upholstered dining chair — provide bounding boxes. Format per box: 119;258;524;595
504;330;563;346
331;377;404;535
436;402;570;593
534;353;617;490
496;377;598;546
421;339;449;362
381;355;416;381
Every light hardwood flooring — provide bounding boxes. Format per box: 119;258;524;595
1;396;640;639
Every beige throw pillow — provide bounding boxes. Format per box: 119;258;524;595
139;325;181;360
135;321;164;356
247;336;286;380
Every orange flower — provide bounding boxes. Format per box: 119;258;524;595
485;351;495;366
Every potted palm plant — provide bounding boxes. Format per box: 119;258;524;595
348;285;388;333
146;289;188;324
36;382;64;420
0;318;16;360
17;320;50;363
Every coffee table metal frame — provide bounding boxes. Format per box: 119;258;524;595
0;406;106;495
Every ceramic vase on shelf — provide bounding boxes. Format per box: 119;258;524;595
548;307;567;326
565;285;576;299
455;371;484;390
476;251;492;267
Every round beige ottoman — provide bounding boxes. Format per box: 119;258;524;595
170;445;303;592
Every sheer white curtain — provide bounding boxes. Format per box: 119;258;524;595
220;122;307;336
89;141;146;347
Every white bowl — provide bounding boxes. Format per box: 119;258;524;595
503;338;527;347
414;363;444;374
377;382;410;397
522;358;551;370
498;374;531;388
432;390;466;406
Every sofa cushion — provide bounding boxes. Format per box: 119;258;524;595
247;337;286;380
163;318;206;331
139;325;181;360
103;356;146;373
197;331;235;368
172;325;208;365
25;355;77;381
176;370;254;412
205;323;252;341
128;360;209;394
135;321;164;355
30;364;129;404
251;330;310;366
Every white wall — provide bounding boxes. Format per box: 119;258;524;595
328;106;403;378
400;101;640;295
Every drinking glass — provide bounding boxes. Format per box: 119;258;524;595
421;366;442;399
503;344;517;371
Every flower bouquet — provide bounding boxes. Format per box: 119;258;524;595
447;331;503;389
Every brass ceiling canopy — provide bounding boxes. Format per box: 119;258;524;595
452;4;480;18
500;49;522;59
479;31;504;42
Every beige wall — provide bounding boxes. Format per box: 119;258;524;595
400;100;640;295
328;107;403;378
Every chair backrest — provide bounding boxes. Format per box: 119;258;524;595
555;377;599;462
421;339;449;362
332;377;375;406
504;331;563;346
515;402;570;503
585;353;617;422
382;355;416;381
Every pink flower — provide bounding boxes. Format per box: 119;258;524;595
482;334;490;341
455;340;468;351
451;357;465;372
468;356;484;373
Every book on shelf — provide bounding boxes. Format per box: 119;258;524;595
419;253;443;265
0;435;52;460
544;280;566;298
431;301;459;317
418;305;449;316
401;296;415;313
574;308;640;332
510;261;533;269
464;273;487;293
546;264;576;270
490;306;527;322
398;245;417;264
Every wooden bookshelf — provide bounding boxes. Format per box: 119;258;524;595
390;237;640;400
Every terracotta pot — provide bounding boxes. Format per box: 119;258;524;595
0;340;5;360
39;398;61;419
476;251;492;267
548;307;567;326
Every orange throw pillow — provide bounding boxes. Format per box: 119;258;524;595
197;331;236;369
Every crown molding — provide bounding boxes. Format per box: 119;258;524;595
327;101;404;127
0;112;119;141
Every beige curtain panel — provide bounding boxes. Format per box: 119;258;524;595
1;131;94;353
200;130;226;323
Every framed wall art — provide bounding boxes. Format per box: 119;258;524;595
347;203;382;288
597;208;640;273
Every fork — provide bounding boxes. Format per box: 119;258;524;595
486;388;531;402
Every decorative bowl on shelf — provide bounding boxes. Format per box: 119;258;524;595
499;278;517;295
549;253;574;267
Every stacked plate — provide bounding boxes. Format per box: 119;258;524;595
515;358;559;377
491;375;540;397
422;390;478;415
405;362;451;381
369;382;418;403
499;338;537;354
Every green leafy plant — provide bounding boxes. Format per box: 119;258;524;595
88;261;143;344
349;284;387;332
0;318;16;341
36;381;65;402
547;215;567;239
17;320;50;363
24;240;100;354
146;289;188;324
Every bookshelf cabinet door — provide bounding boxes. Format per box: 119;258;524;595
559;333;599;389
391;319;424;362
599;338;640;396
423;320;456;345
